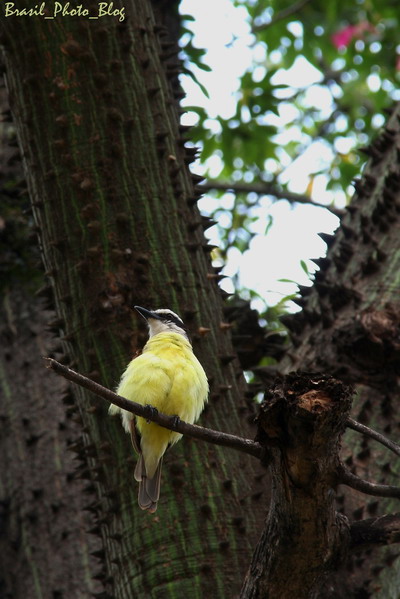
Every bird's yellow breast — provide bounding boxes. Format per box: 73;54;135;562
115;332;208;475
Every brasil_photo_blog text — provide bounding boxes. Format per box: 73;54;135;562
3;2;126;21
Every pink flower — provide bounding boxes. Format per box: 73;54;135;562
331;21;373;50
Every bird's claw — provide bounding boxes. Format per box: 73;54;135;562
171;415;181;429
145;405;158;423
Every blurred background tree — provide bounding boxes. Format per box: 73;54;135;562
179;0;400;319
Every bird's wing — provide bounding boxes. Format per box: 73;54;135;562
129;418;141;455
118;351;172;410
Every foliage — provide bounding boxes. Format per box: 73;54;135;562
178;0;399;335
185;0;399;184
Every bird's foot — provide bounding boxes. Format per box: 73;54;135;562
171;415;181;430
145;404;158;423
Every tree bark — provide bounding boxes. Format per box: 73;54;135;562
240;373;352;599
280;103;400;388
1;1;267;597
0;79;103;597
278;102;400;597
0;290;105;599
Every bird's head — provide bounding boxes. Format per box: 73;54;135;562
134;306;189;339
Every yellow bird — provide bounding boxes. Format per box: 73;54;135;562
109;306;208;513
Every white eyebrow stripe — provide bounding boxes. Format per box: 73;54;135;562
153;309;184;325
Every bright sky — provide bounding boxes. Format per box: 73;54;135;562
179;0;341;309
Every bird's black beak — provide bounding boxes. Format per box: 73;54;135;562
134;306;161;321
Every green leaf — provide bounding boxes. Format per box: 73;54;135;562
197;62;212;73
300;260;309;276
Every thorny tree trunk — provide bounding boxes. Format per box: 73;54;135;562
277;103;400;598
241;374;353;599
0;2;267;598
0;294;106;599
0;80;104;599
235;105;400;599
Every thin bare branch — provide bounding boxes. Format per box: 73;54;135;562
350;513;400;549
200;180;344;217
338;464;400;498
252;0;312;32
44;357;263;459
347;417;400;457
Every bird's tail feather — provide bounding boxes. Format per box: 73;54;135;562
134;453;144;482
135;455;163;513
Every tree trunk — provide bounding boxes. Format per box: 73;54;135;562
240;374;352;599
0;1;267;597
278;102;400;598
0;291;105;599
238;97;400;592
0;80;103;598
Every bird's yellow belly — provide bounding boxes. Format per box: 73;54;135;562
113;332;208;477
127;362;200;428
